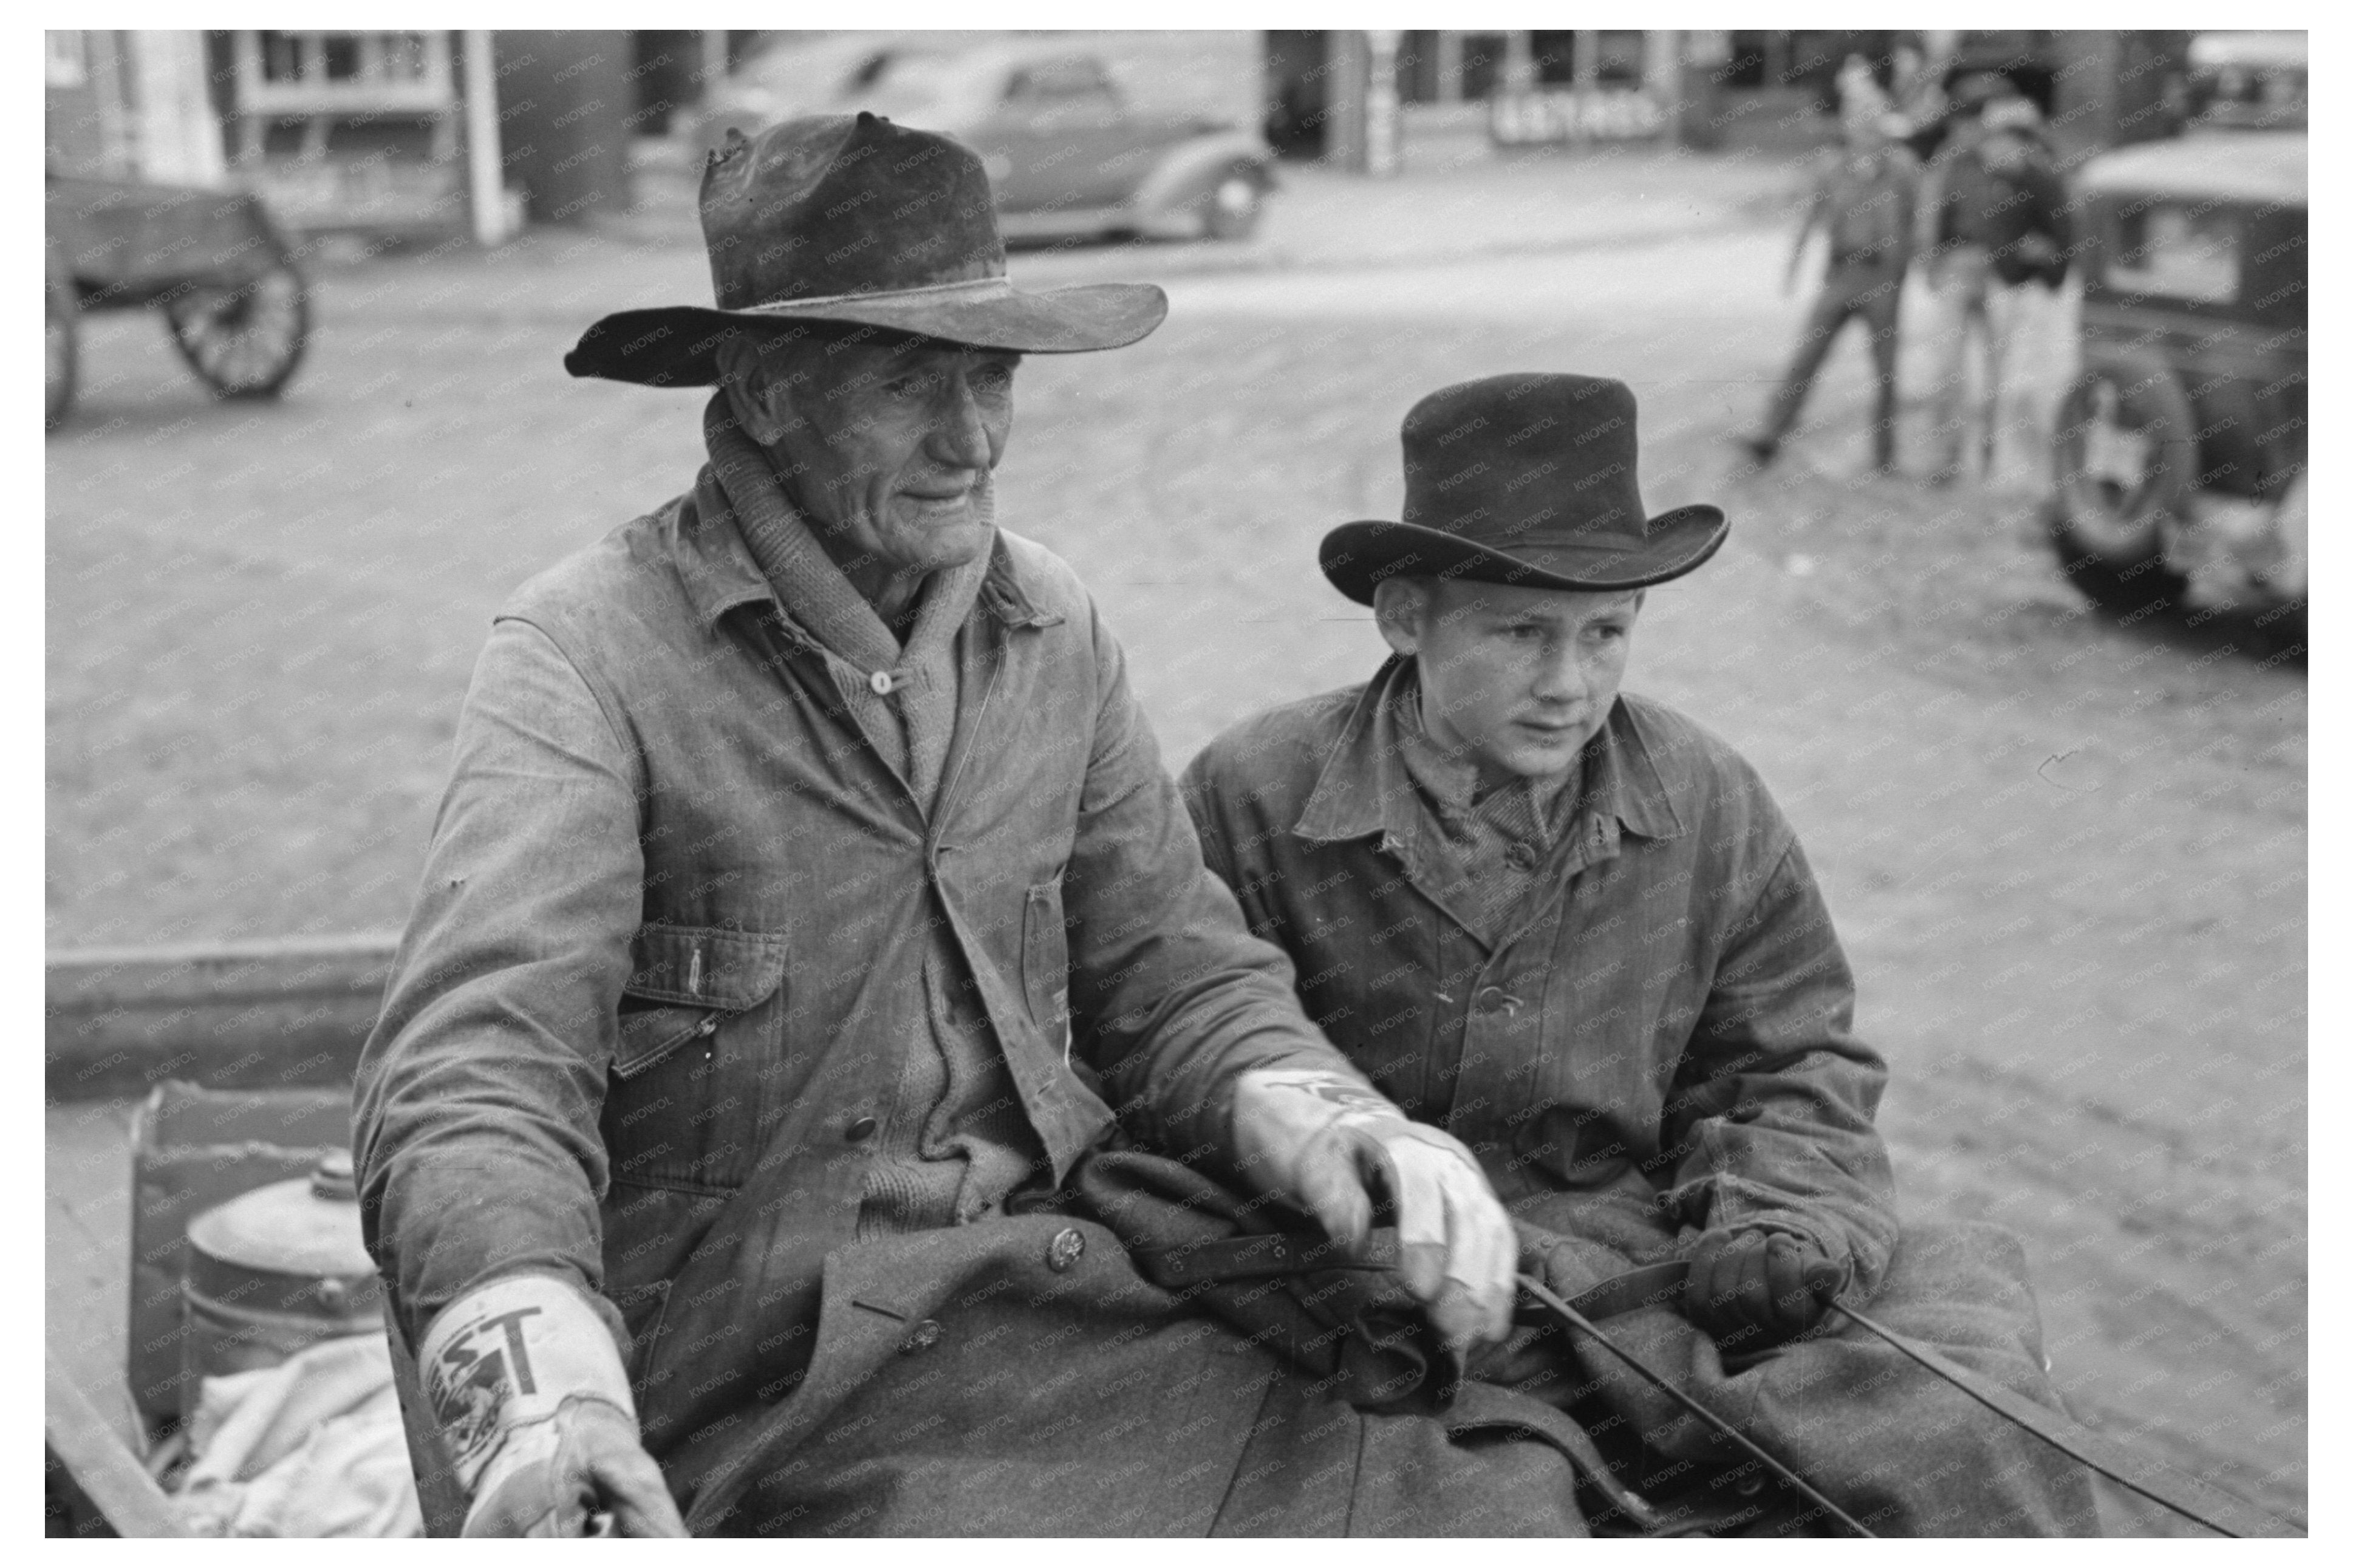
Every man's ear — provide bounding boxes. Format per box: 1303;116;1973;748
1371;578;1429;660
715;332;795;447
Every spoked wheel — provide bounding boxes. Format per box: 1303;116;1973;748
1200;165;1265;242
164;262;310;400
46;269;78;431
2046;352;2194;615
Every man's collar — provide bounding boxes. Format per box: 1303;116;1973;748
1293;656;1685;849
671;465;1056;636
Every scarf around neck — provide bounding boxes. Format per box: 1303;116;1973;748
703;391;990;810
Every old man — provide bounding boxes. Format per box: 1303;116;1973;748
1181;373;2105;1535
353;115;1545;1537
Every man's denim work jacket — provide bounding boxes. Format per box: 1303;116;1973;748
352;472;1340;1420
1181;662;1900;1289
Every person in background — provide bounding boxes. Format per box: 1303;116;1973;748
1887;39;1953;161
1915;90;2072;486
1735;112;1919;474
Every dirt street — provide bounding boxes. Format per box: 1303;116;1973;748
46;187;2304;1530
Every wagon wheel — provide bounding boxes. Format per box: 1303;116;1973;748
46;269;78;431
1200;164;1265;242
2044;352;2194;616
163;262;310;400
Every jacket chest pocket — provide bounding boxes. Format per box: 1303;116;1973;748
1022;879;1071;1043
601;921;787;1193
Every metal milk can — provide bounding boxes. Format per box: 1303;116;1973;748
179;1147;383;1422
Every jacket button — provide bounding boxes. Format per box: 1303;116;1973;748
1504;841;1539;871
870;670;895;695
845;1114;878;1143
899;1318;941;1354
1473;986;1520;1015
1046;1227;1086;1273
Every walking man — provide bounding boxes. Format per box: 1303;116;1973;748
1737;114;1919;473
1185;373;2103;1535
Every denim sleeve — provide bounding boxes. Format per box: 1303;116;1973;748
1065;601;1362;1162
352;616;644;1350
1659;836;1900;1295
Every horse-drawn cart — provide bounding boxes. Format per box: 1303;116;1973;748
45;172;311;430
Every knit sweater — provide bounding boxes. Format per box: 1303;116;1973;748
703;394;1042;1235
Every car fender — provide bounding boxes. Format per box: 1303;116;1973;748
1127;131;1274;220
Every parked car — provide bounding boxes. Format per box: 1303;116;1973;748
689;36;1276;244
2041;127;2305;638
46;172;310;430
2179;30;2307;132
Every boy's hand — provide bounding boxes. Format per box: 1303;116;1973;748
1682;1229;1845;1351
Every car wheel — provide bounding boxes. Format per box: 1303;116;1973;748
165;261;310;400
2045;352;2195;615
46;268;78;432
1200;166;1264;242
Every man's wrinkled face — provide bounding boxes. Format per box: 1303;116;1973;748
740;332;1019;584
1375;577;1643;788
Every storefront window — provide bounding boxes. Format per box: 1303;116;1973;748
1596;32;1647;86
1531;32;1576;86
46;30;88;87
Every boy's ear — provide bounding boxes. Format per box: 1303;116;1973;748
1371;578;1429;659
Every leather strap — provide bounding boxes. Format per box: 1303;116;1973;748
1135;1227;1399;1287
1144;1234;2301;1539
1531;1260;1689;1325
1827;1301;2300;1539
1517;1273;1879;1538
1144;1235;1687;1326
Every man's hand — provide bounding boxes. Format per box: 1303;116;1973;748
421;1273;688;1538
463;1396;687;1538
1229;1067;1516;1354
1682;1229;1845;1352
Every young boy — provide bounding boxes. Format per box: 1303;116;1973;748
1181;373;2100;1536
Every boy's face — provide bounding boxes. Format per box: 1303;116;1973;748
1375;578;1644;788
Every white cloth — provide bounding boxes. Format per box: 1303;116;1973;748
174;1332;423;1538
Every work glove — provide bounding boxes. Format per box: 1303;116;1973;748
1228;1066;1516;1355
418;1273;688;1538
1681;1228;1846;1353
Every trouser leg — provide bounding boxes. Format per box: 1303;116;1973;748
1859;270;1904;470
1924;247;1992;477
1979;281;2034;476
1756;279;1858;445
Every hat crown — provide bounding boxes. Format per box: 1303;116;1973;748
700;113;1008;310
1398;373;1649;547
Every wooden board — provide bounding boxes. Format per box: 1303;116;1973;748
46;1351;184;1537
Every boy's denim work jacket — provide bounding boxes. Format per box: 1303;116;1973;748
352;472;1339;1447
1181;662;1901;1291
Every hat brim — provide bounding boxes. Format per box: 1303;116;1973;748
564;279;1168;386
1318;506;1729;605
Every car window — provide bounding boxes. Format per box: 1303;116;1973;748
1003;57;1120;113
2108;202;2241;304
841;50;964;121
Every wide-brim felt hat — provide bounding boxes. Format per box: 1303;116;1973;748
1320;373;1727;605
564;112;1166;386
